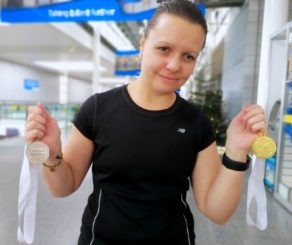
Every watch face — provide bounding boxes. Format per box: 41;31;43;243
252;136;276;159
26;141;49;164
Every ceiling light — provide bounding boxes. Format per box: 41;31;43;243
34;61;106;73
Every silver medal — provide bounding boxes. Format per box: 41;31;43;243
26;141;49;164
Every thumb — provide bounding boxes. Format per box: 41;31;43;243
232;107;247;125
229;105;251;130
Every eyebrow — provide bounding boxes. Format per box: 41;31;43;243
156;41;200;55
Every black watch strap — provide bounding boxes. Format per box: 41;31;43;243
222;153;250;171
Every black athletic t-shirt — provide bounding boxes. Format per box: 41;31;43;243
74;85;215;245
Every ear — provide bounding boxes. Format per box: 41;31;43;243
139;33;146;53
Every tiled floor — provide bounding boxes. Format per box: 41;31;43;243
1;137;292;245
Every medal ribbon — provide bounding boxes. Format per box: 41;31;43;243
246;156;267;230
246;131;276;230
17;145;38;244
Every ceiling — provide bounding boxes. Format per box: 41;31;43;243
0;0;246;84
0;22;117;82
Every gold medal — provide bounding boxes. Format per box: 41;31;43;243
26;141;49;164
251;135;276;159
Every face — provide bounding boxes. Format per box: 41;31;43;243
139;14;206;94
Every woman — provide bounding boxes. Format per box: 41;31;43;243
25;0;266;244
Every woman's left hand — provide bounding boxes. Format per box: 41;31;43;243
225;104;266;155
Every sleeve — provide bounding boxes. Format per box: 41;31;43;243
197;110;216;152
72;95;97;141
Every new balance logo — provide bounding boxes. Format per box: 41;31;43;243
177;128;186;133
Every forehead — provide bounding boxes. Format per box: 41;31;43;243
148;14;206;50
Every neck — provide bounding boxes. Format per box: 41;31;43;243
127;79;176;111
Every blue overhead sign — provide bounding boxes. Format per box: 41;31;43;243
1;0;154;23
1;0;205;23
24;79;40;91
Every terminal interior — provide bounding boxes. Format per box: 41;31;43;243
1;0;292;244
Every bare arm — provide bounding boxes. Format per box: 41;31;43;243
192;142;246;224
192;104;265;224
25;103;94;197
42;126;94;197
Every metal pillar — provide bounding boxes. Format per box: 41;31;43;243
257;0;289;107
92;24;101;94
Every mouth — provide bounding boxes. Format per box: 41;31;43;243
159;74;179;83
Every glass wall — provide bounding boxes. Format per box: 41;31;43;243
0;102;80;138
269;22;292;213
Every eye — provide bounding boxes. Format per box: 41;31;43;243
183;53;196;62
158;47;169;53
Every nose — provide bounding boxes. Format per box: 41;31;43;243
166;55;181;72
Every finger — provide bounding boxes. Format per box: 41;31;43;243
245;113;266;134
232;106;248;125
28;105;48;120
245;112;265;126
26;112;47;127
243;104;265;116
237;105;264;132
25;120;47;134
232;105;255;130
25;129;46;144
242;107;264;124
37;102;51;118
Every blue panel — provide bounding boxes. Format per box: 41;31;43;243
115;50;140;55
1;0;155;23
264;156;276;190
115;70;140;76
24;79;40;91
1;0;205;23
115;50;140;76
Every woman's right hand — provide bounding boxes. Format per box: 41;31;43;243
25;103;61;159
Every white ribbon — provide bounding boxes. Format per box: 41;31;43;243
246;156;267;230
17;145;38;244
